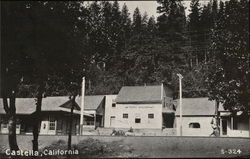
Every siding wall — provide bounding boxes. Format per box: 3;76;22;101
105;101;162;129
176;116;214;136
104;95;117;128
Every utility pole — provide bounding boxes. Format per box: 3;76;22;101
177;74;183;136
80;77;85;135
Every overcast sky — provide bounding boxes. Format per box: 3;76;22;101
118;1;211;18
84;1;223;19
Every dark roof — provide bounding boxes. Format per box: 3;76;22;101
175;98;217;116
0;95;105;114
115;85;162;104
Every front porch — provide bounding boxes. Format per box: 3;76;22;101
220;112;250;137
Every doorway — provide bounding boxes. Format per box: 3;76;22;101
222;119;227;135
110;116;115;127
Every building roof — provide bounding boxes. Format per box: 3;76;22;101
175;98;217;116
0;95;105;115
115;85;162;104
75;95;105;110
0;98;37;114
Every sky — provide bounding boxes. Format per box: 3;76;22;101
118;1;211;18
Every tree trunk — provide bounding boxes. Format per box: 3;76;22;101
32;82;45;152
8;115;19;151
1;67;19;151
8;91;19;151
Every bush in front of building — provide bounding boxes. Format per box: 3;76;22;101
40;138;140;158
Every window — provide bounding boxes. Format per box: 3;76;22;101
49;117;56;130
189;123;200;128
123;114;128;118
112;103;116;108
1;123;8;129
135;118;141;123
148;114;154;119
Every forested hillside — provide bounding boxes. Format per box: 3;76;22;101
1;0;249;111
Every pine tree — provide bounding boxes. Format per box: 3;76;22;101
206;0;250;112
120;3;132;41
147;16;157;34
132;7;142;34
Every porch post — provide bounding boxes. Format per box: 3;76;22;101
94;113;96;129
220;117;222;136
231;116;233;130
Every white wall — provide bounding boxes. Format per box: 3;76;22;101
176;116;213;136
104;95;117;128
105;96;162;129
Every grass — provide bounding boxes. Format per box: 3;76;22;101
0;135;249;158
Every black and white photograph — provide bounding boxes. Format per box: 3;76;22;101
0;0;249;158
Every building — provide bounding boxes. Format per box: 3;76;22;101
219;106;250;137
104;84;175;129
0;95;105;135
175;98;217;136
175;98;250;137
0;88;249;137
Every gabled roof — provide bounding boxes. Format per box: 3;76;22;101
115;85;162;104
75;95;105;110
175;98;217;116
0;95;105;115
0;98;37;114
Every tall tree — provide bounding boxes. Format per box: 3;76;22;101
206;0;250;112
187;0;203;66
132;7;142;34
2;1;86;152
121;3;132;41
1;1;29;151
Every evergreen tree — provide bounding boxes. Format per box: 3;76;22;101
120;3;132;44
147;16;157;34
206;0;250;112
132;7;142;34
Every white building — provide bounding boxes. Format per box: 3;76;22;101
175;98;216;136
104;84;175;129
175;98;250;137
219;107;250;138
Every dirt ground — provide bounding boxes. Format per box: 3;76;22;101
0;135;249;158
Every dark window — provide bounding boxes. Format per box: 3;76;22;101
123;114;128;118
135;118;141;123
112;103;116;107
148;114;154;119
189;123;200;128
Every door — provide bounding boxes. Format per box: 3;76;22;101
222;119;227;135
40;121;49;134
110;116;115;127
